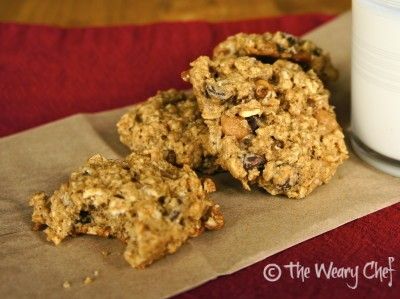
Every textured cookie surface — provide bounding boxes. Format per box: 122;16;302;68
184;56;348;198
213;31;338;83
117;89;218;173
30;153;223;268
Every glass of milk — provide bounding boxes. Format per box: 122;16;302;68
351;0;400;176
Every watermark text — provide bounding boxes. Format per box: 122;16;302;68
263;257;395;289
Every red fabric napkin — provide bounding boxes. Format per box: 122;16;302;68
0;14;399;298
0;15;330;137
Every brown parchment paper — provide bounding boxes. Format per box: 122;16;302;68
1;12;399;299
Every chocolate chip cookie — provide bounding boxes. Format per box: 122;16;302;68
117;89;218;173
183;56;348;198
213;31;338;83
30;153;224;268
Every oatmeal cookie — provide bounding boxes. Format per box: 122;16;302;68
213;31;338;83
30;153;224;268
117;89;218;173
183;56;348;198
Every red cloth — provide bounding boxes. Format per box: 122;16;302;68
0;14;399;298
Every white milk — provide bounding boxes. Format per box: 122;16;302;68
352;0;400;175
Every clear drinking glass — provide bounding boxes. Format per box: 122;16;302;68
351;0;400;176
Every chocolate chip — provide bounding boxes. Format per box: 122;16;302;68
78;210;91;224
242;137;252;147
135;114;143;123
243;154;266;171
158;196;166;205
280;100;290;111
165;150;177;165
287;36;296;46
114;194;125;199
268;73;279;85
246;116;260;133
208;66;219;79
130;172;139;182
250;55;278;65
312;48;322;56
311;147;316;158
275;140;284;149
298;61;311;72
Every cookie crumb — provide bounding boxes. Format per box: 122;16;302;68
83;277;93;285
63;281;71;289
202;178;216;193
93;270;99;277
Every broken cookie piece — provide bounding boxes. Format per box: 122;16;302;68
30;153;224;268
184;56;348;198
117;89;218;174
213;31;338;83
